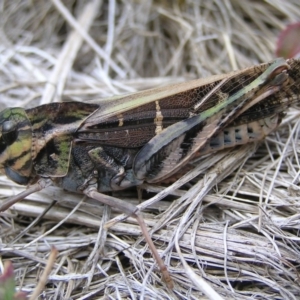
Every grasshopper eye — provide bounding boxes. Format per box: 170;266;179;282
0;137;6;153
2;120;18;145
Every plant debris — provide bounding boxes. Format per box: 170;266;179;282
0;1;300;299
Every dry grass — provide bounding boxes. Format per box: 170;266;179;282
0;1;300;299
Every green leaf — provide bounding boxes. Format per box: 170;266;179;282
0;261;27;300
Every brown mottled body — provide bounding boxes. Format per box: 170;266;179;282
0;58;299;288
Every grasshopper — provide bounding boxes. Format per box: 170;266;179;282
0;57;299;288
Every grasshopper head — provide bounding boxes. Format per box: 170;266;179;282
0;108;33;185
